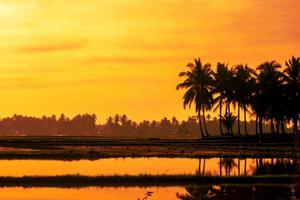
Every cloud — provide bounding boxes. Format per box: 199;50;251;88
17;40;86;53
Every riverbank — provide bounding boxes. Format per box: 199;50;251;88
0;136;298;160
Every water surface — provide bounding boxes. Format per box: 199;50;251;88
0;185;298;200
0;157;295;176
0;157;259;176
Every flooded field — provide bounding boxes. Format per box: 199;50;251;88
0;157;297;176
0;185;298;200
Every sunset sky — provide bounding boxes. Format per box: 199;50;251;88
0;0;300;122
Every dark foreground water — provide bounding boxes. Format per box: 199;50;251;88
0;185;298;200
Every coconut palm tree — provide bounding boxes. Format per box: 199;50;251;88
283;56;300;135
233;64;256;135
212;63;230;135
256;61;283;134
249;80;265;135
176;58;214;137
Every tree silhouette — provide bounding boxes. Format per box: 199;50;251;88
283;56;300;135
176;58;215;137
213;63;230;135
233;64;256;135
256;61;283;134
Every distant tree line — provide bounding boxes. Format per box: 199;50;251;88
98;114;287;138
0;114;97;136
177;56;300;137
0;113;282;138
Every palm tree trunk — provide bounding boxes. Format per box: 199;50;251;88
244;159;247;175
244;104;248;135
219;100;223;135
275;120;279;134
238;158;240;176
271;118;275;134
255;116;258;136
202;159;206;175
259;117;263;135
293;117;298;135
219;157;222;176
271;158;274;165
227;102;234;135
202;109;209;136
198;112;205;138
198;159;201;175
237;104;241;136
281;120;286;134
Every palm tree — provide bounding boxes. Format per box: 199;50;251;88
233;64;256;135
213;63;230;135
176;58;214;137
283;56;300;135
256;61;283;134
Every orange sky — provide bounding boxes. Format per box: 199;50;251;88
0;0;300;122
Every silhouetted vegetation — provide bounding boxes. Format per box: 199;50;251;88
177;56;300;137
0;113;279;138
254;158;300;175
0;114;97;136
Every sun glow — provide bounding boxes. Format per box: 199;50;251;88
0;3;17;16
0;0;299;122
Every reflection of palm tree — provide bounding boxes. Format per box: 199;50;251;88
176;184;296;200
196;158;206;175
219;157;222;176
254;158;299;175
221;158;237;176
177;58;214;137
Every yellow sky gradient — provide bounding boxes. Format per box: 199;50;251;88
0;0;300;122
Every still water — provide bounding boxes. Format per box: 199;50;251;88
0;185;298;200
0;157;296;176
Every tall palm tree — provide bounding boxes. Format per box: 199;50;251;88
213;63;230;135
233;64;256;135
283;56;300;135
176;58;214;138
256;61;283;134
212;63;235;135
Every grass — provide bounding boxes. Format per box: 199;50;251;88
0;174;298;188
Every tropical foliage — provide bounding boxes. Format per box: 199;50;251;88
177;56;300;137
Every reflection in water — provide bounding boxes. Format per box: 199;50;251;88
220;158;237;176
0;187;184;200
0;157;298;176
0;185;298;200
177;184;300;200
254;158;300;175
